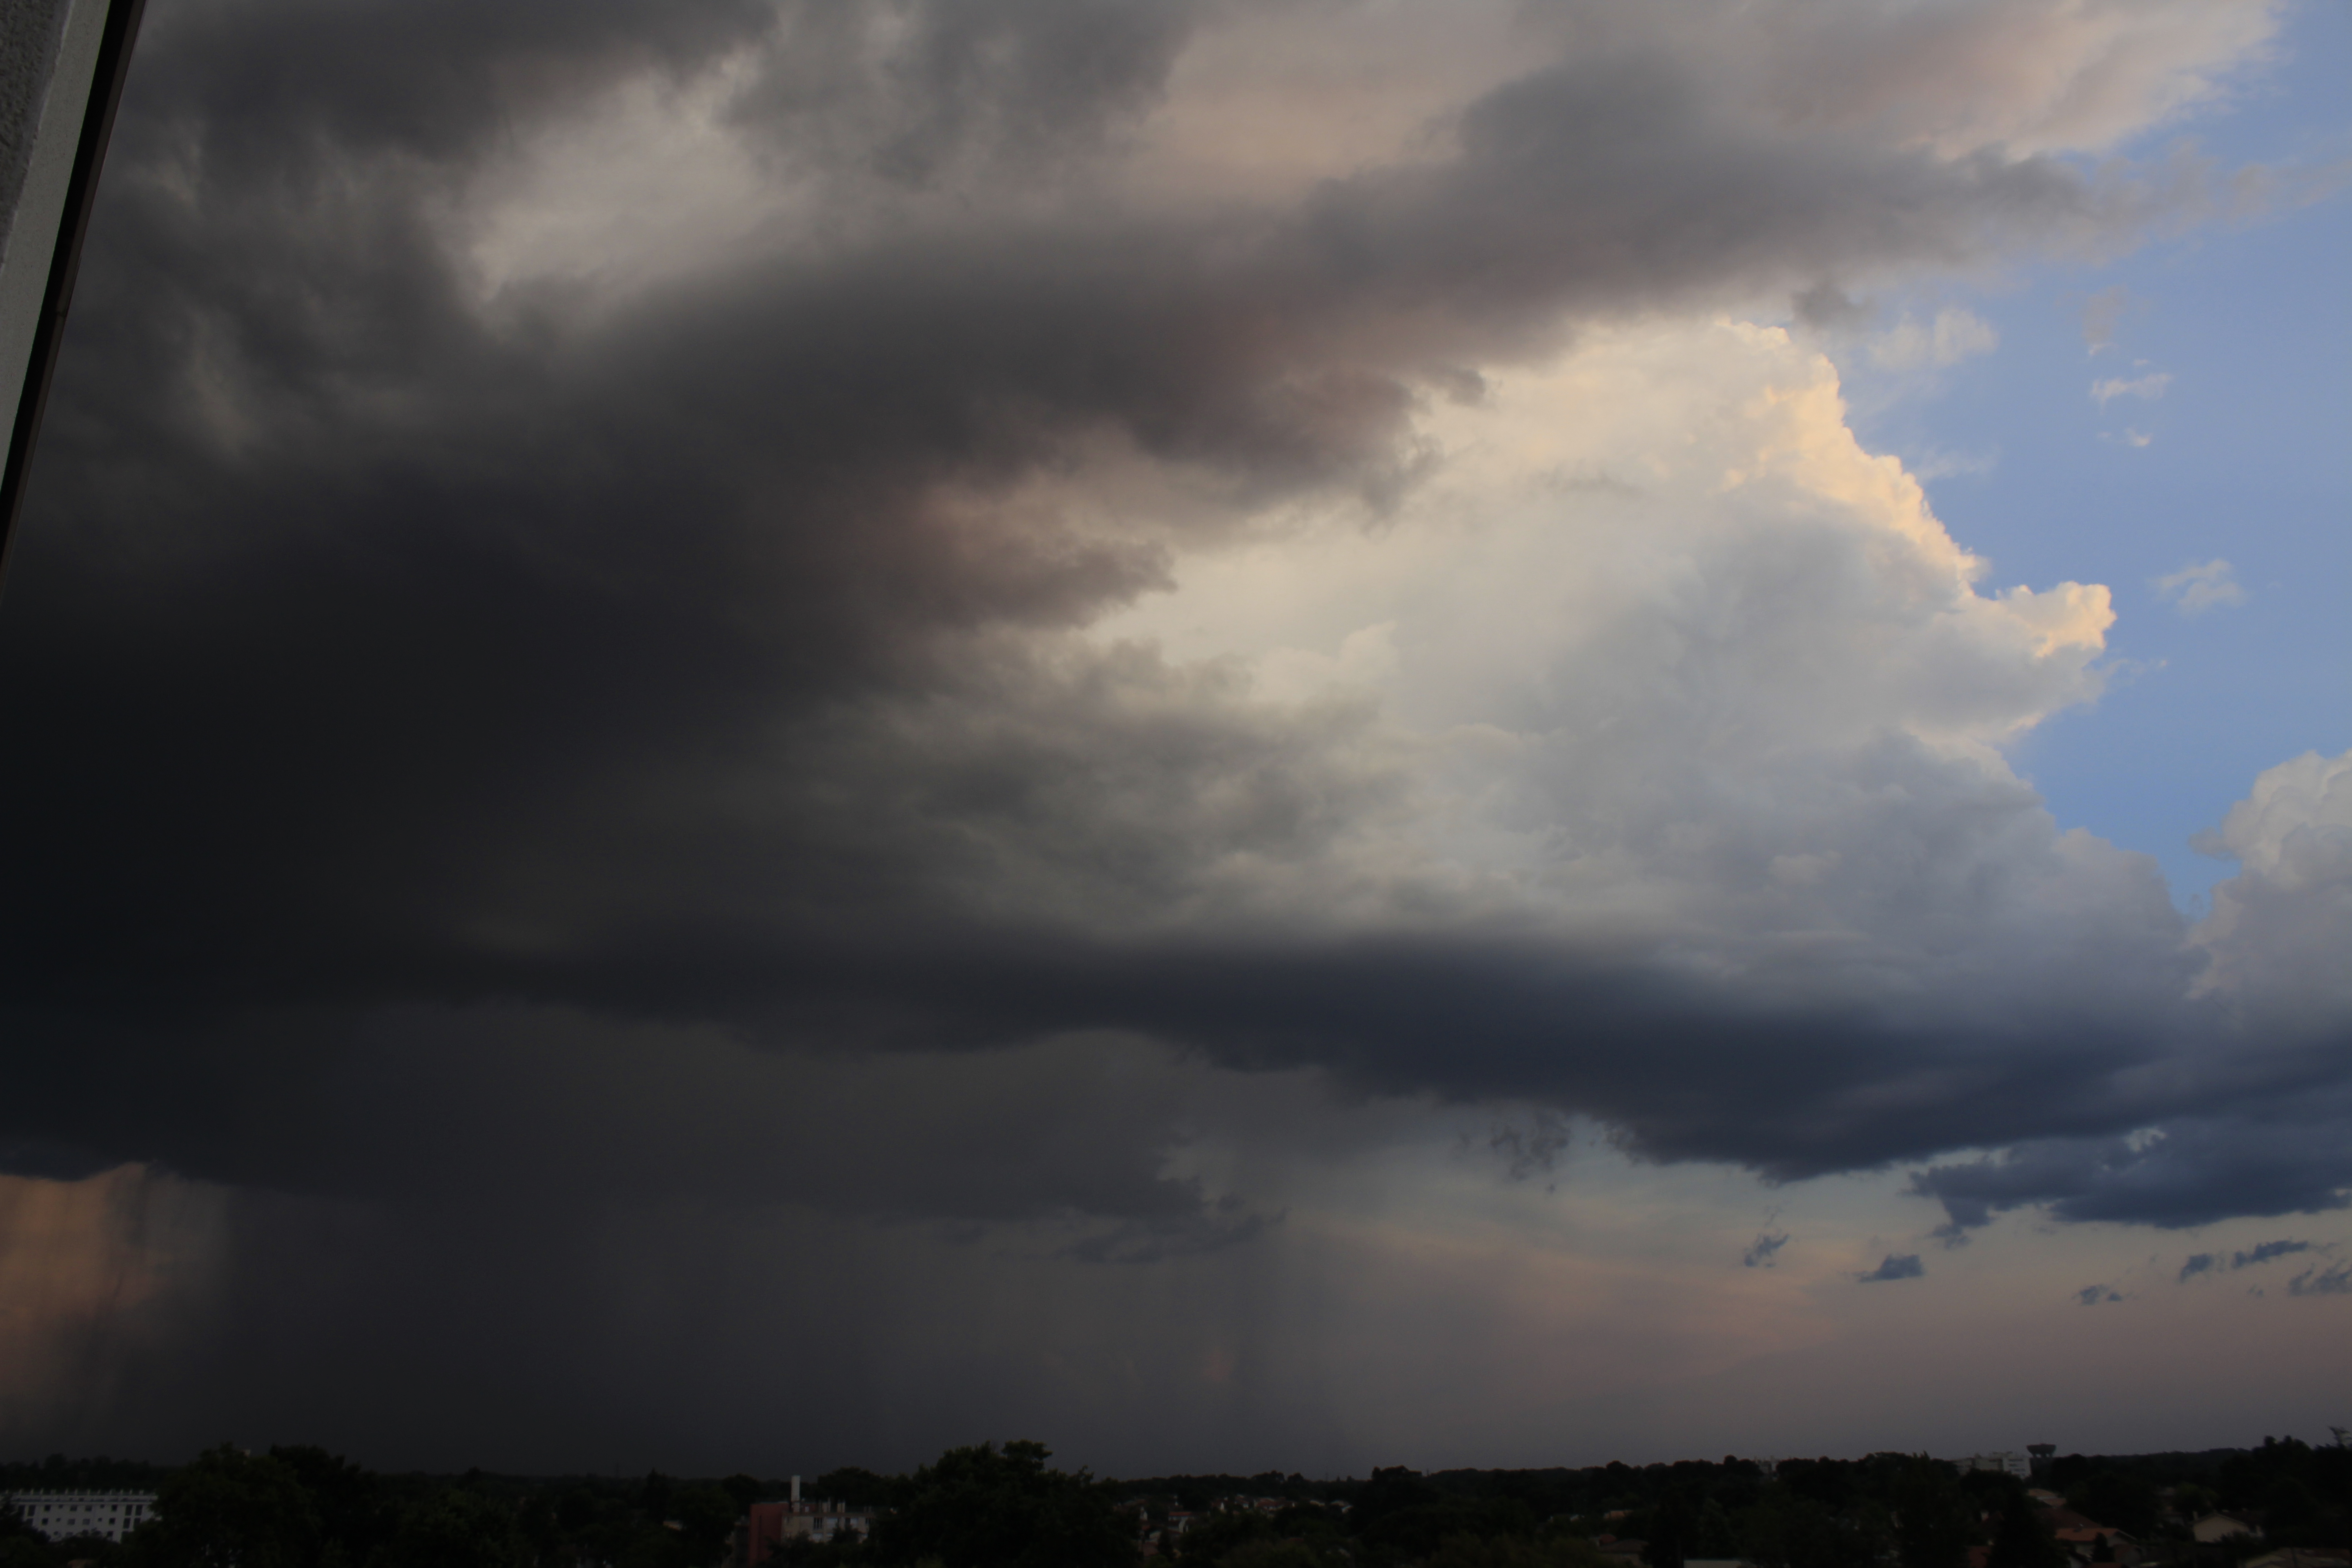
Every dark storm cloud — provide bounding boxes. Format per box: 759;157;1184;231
0;1003;1261;1233
0;0;2331;1253
1910;1109;2352;1234
127;0;1191;179
1057;1199;1272;1266
1292;54;2086;336
10;921;2296;1224
3;0;2340;1474
3;1161;1348;1475
727;0;1202;186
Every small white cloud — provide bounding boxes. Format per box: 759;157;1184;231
2152;559;2248;616
2099;428;2153;448
2092;371;2172;407
1871;307;2000;369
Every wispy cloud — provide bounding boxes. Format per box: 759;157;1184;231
1857;1253;1924;1283
2153;559;2248;615
1911;447;1998;480
2082;285;2136;354
2076;1284;2125;1305
1872;307;1999;369
1486;1112;1571;1186
2234;1239;2313;1269
2092;370;2172;406
2288;1262;2352;1297
1744;1229;1791;1268
2182;1239;2318;1283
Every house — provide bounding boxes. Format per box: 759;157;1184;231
1;1491;156;1544
2051;1525;2141;1566
2194;1514;2257;1544
2239;1550;2350;1568
732;1479;874;1568
2038;1506;2107;1535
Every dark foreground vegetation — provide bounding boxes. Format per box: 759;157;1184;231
2;1433;2345;1568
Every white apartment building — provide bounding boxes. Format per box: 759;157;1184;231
3;1490;156;1543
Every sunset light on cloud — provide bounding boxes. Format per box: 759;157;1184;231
0;0;2346;1479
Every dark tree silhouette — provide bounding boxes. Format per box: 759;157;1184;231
868;1441;1132;1568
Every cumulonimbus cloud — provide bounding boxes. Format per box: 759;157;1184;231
0;0;2332;1295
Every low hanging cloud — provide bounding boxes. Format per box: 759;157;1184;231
1913;1114;2352;1237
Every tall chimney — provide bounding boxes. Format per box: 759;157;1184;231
791;1477;801;1506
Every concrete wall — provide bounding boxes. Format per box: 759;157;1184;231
0;0;77;263
0;0;106;464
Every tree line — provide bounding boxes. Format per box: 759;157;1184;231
1;1435;2342;1568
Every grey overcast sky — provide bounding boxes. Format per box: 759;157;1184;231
0;0;2347;1477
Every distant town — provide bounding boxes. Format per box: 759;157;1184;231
3;1434;2346;1568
